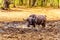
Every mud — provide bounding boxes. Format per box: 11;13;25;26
0;20;60;40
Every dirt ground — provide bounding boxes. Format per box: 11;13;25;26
0;20;60;40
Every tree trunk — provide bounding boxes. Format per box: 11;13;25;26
32;0;36;6
13;0;16;7
57;0;59;8
3;0;10;10
29;0;31;6
21;0;23;5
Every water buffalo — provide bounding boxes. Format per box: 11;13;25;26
24;14;46;28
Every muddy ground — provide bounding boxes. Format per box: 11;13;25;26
0;20;60;40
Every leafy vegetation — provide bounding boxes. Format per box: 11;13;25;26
0;0;60;9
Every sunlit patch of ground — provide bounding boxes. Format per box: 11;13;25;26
0;7;60;22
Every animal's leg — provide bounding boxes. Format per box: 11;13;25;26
33;24;35;28
42;23;46;28
27;23;30;27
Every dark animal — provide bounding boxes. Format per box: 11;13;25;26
26;14;37;27
24;14;46;28
36;15;46;28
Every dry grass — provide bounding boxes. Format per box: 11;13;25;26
0;8;60;22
